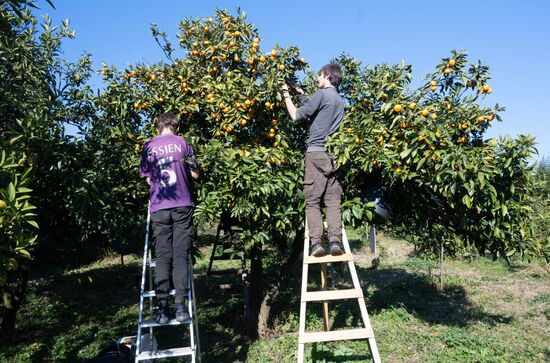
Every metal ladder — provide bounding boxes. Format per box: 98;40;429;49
135;210;201;362
206;215;247;289
297;221;381;363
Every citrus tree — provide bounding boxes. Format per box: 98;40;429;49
88;9;311;336
327;51;546;263
68;8;547;339
529;159;550;270
0;0;96;337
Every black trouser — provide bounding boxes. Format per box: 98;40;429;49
151;206;194;305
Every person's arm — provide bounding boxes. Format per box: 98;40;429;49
140;142;152;185
281;83;298;121
184;151;200;180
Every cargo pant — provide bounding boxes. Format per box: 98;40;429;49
151;206;194;305
304;151;342;246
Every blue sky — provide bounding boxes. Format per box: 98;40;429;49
37;0;549;159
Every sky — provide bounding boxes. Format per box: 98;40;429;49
35;0;550;160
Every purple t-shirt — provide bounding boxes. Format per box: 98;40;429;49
140;134;195;213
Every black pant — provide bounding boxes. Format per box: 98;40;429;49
151;206;194;305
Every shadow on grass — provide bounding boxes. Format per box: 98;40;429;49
1;263;142;362
327;237;514;328
357;265;512;327
3;233;516;363
310;342;372;362
3;258;253;362
194;281;251;362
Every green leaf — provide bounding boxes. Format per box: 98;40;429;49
462;194;472;208
501;205;508;216
352;204;363;220
9;135;23;145
7;183;16;202
27;220;39;229
400;149;411;159
16;249;31;259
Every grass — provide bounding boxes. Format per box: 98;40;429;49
0;231;549;362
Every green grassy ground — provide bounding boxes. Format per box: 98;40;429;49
1;230;548;362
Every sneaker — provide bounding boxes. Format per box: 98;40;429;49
175;304;191;323
309;243;327;257
156;307;170;324
329;241;343;256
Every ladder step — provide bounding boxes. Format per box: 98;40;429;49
136;346;194;360
302;288;363;302
211;254;241;260
142;289;176;298
299;328;374;344
207;283;237;289
207;268;242;275
304;253;354;264
140;317;192;328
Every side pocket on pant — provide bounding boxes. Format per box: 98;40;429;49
303;179;315;200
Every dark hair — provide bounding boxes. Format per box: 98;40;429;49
155;112;179;133
319;64;343;88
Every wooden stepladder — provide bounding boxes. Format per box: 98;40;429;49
297;222;381;363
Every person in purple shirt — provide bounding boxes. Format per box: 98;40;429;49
140;112;199;324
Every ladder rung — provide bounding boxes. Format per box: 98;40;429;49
207;283;237;289
302;288;363;302
299;328;374;344
136;346;194;360
139;317;192;328
212;254;241;260
207;268;242;275
304;253;354;264
142;289;176;298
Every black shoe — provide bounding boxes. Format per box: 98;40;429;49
156;307;170;324
310;243;327;257
329;241;343;256
175;304;191;323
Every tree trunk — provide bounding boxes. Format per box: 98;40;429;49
258;227;304;337
1;267;30;339
247;242;263;339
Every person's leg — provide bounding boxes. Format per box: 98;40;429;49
304;153;329;256
151;209;173;323
171;206;194;321
325;174;343;255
